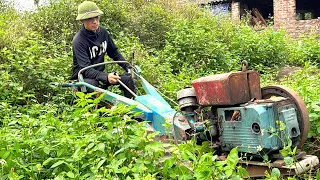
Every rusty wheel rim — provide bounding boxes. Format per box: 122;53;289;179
261;85;310;148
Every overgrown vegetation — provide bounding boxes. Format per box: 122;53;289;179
0;0;320;179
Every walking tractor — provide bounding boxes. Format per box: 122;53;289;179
63;61;319;177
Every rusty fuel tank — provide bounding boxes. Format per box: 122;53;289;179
192;70;262;106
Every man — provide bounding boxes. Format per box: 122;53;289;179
72;1;135;99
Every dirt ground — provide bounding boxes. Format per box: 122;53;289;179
276;66;303;80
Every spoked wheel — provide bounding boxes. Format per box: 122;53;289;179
261;85;310;148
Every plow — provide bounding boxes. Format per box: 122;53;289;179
63;61;319;178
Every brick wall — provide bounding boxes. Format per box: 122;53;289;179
273;0;320;36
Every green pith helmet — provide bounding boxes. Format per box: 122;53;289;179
76;1;103;21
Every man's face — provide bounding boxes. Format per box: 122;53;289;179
82;16;100;32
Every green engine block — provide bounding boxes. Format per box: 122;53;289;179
218;99;300;154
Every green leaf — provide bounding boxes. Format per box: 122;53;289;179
97;143;105;152
57;148;65;157
212;155;218;161
186;150;196;162
43;146;51;155
280;149;289;157
43;158;54;166
179;173;193;180
87;143;95;150
263;154;269;162
97;158;106;169
76;92;85;98
284;157;294;166
72;148;81;159
119;166;129;175
215;161;226;167
271;168;281;178
66;171;75;178
8;121;18;126
287;177;296;180
133;111;143;117
225;169;233;178
8;171;22;180
231;175;242;180
164;158;175;169
40;127;49;136
287;138;292;147
237;166;249;177
50;160;64;168
279;121;286;131
114;148;125;157
317;127;320;134
316;169;320;180
227;148;239;166
1;151;10;159
176;165;190;175
291;147;297;156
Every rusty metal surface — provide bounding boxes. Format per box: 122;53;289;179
192;70;261;106
248;71;262;100
171;113;191;143
261;85;310;148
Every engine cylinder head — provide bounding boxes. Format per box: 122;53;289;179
177;88;198;112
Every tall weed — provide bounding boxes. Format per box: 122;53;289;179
0;32;72;103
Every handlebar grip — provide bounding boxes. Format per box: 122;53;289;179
61;83;72;88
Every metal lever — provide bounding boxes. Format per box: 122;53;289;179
117;80;137;98
242;60;248;72
114;72;137;98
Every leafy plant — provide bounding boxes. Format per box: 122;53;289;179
1;0;320;179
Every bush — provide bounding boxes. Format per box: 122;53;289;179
287;36;320;66
0;0;10;12
160;14;295;76
161;16;236;76
229;28;289;71
97;0;133;38
0;8;27;51
0;93;248;179
26;0;80;43
1;0;320;179
0;32;72;103
127;1;176;49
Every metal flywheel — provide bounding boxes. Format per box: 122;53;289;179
261;85;310;148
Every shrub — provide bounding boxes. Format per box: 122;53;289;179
229;28;289;71
0;7;27;51
287;36;320;66
0;32;72;104
0;92;248;179
26;0;81;43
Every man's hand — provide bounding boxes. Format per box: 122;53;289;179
108;73;121;84
126;65;132;74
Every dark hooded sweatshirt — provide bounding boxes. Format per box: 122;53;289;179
72;25;129;83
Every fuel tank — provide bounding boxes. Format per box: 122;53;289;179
192;70;261;106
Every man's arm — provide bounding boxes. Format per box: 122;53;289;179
106;35;130;72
